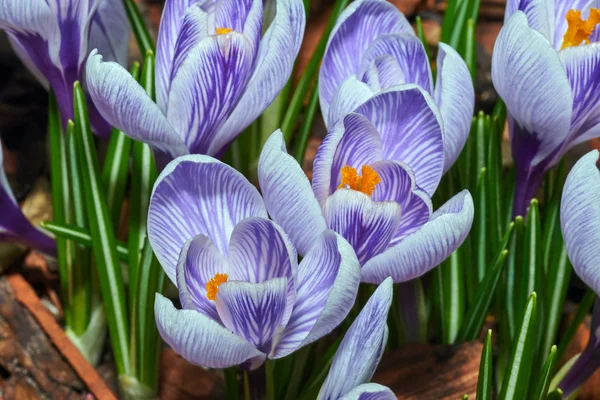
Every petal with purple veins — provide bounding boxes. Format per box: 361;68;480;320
361;190;474;284
90;0;129;65
155;294;266;369
339;383;396;400
148;155;267;284
326;76;374;129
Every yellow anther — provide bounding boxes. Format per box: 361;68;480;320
216;27;233;35
206;273;228;301
338;165;381;196
561;8;600;49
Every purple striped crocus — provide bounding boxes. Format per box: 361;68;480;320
319;0;474;173
0;141;56;256
318;277;395;400
492;1;600;216
559;150;600;397
86;0;305;169
0;0;129;134
150;153;360;369
259;89;474;284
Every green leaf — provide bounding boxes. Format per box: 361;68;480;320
547;389;563;400
533;346;557;400
298;337;342;400
415;16;431;63
447;0;470;51
102;62;140;227
224;368;240;400
498;292;537;400
488;117;504;256
435;246;465;345
122;0;154;54
73;81;130;376
474;167;488;283
293;83;319;164
281;0;350;142
477;330;493;400
556;289;596;362
503;216;524;343
457;221;511;342
41;221;130;262
463;19;476;82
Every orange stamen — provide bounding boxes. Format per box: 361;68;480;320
206;273;228;301
338;165;381;196
216;27;233;35
561;8;600;49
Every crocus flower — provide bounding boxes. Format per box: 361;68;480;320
492;1;600;216
86;0;306;168
258;90;474;283
319;0;474;172
559;150;600;396
0;0;129;133
318;277;395;400
0;141;56;256
151;152;360;369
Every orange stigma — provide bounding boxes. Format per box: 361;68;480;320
216;27;233;35
561;8;600;49
206;273;228;301
338;165;381;196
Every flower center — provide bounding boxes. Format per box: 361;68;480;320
561;8;600;49
338;165;381;196
216;27;233;35
206;273;228;301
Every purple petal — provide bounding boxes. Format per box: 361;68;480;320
326;76;374;128
353;86;444;195
155;294;266;369
209;0;306;156
325;189;401;265
271;231;360;358
258;130;327;256
561;150;600;296
319;0;412;117
176;234;228;321
227;217;297;325
318;278;393;400
492;12;572;168
148;155;268;284
216;278;288;353
435;43;475;172
86;51;188;161
339;384;396;400
559;43;600;146
358;33;433;94
505;0;555;42
166;33;255;155
370;160;432;244
90;0;129;65
360;54;405;92
215;0;263;53
361;190;474;283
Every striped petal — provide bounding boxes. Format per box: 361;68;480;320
361;190;474;283
86;51;188;162
176;234;228;321
155;294;266;369
559;43;600;146
358;33;433;94
326;76;374;129
209;0;306;156
166;32;255;155
90;0;129;65
360;54;405;93
325;189;402;265
435;43;475;173
214;0;263;53
340;384;396;400
353;86;445;195
148;155;268;284
258;130;327;256
271;231;360;358
370;160;432;244
319;0;412;117
561;150;600;296
216;278;288;353
318;278;393;400
492;12;573;168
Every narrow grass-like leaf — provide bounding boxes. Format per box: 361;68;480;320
436;246;465;345
73;82;130;376
474;167;488;283
556;289;596;362
415;17;431;62
463;19;476;82
293;83;319;164
224;368;240;400
546;389;563;400
298;337;342;400
488;115;504;255
281;0;350;142
503;216;524;343
477;330;493;400
498;292;537;400
283;346;310;400
441;0;460;43
122;0;154;54
447;0;470;51
533;346;557;400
